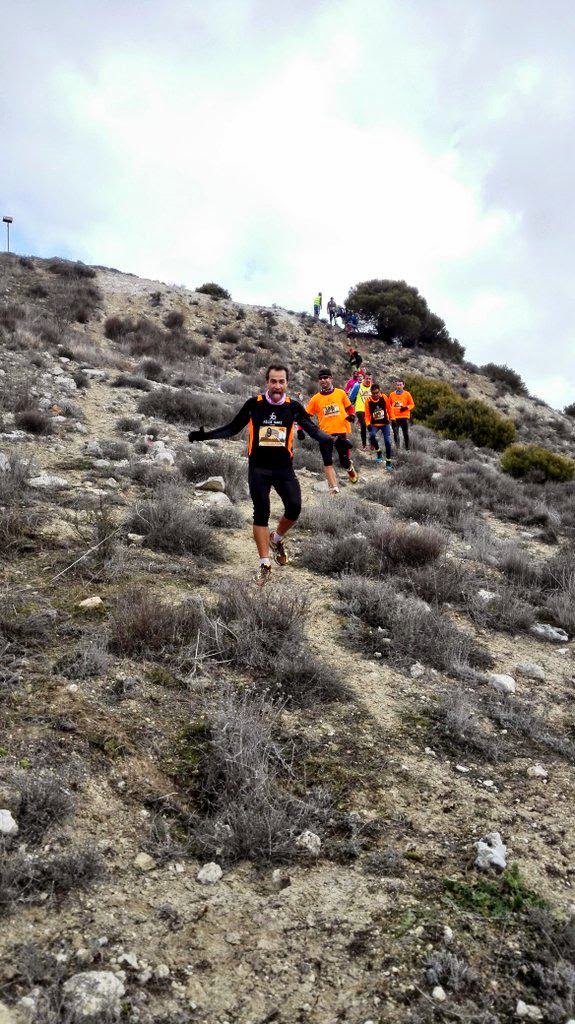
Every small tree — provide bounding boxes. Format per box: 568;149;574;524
196;282;231;300
345;279;464;361
501;444;575;482
480;363;528;396
564;402;575;418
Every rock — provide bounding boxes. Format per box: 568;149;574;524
197;862;223;884
153;448;176;466
57;376;78;391
118;952;139;970
195;476;225;492
443;925;454;944
477;588;498;603
515;662;546;681
62;972;125;1019
488;673;516;695
0;454;10;472
313;481;330;493
515;1000;543;1020
127;533;145;545
133;852;156;872
455;765;470;773
103;478;118;488
154;964;170;979
271;868;291;890
475;831;507;871
92;459;112;469
530;622;569;643
431;472;442;482
85;441;104;457
77;596;103;610
83;369;107;380
432;986;447;1002
410;661;426;679
29;474;68;489
198;491;234;508
295;830;321;855
0;1001;25;1023
527;764;548;779
0;809;18;836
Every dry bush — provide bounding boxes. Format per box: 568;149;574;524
126;484;222;559
0;595;54;649
424;951;477;994
203;503;244;529
213;578;351;706
0;369;35;412
54;635;109;680
368;520;446;569
466;587;536;634
47;259;96;279
99;439;131;461
361;477;395;506
116;415;141;433
486;693;575;761
301;532;372;576
190;687;319;863
179;448;247;502
138;387;231;426
400;558;473;606
292;441;324;472
339;575;492;674
0;455;37;555
108;587;209;657
164;310;185;330
139;357;164;381
393;451;439;488
12;408;52;435
298;494;378;535
112;372;151;391
11;771;75;843
433;689;502;762
0;844;104;918
392;488;460;527
219;327;240;344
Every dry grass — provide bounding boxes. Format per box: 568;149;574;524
126;484;223;559
179;448;247;502
138;387;232;426
107;587;210;657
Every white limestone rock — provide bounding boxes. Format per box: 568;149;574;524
295;830;322;855
29;474;68;489
530;622;569;643
488;673;516;695
195;476;225;492
515;662;546;681
197;862;223;884
475;831;507;871
62;972;125;1019
0;809;18;836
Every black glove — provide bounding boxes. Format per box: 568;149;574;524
346;413;356;423
296;428;306;442
188;427;206;443
400;405;408;412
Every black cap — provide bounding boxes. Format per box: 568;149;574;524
318;368;332;378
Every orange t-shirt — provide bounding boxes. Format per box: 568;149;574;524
389;390;414;419
306;388;353;435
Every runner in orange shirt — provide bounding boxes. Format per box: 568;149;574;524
304;368;359;494
364;383;395;472
389;378;415;450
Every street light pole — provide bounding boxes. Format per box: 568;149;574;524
3;216;13;252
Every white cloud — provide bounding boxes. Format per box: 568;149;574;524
2;0;575;407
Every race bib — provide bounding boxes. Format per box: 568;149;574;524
259;425;287;446
373;408;385;421
323;403;340;417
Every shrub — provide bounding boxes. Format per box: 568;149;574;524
466;587;535;634
405;374;516;450
108;586;209;657
126;484;222;559
480;363;528;395
116;415;141;432
213;579;350;706
138;387;231;426
0;844;104;917
47;259;96;279
219;328;239;344
12;771;75;843
104;315;132;340
501;444;575;483
196;282;231;300
301;533;371;576
150;290;162;306
99;439;131;461
14;408;53;435
368;520;445;569
204;503;244;529
163;310;185;330
339;575;492;674
564;403;575;418
298;494;377;536
54;635;109;680
0;456;37;555
179;449;247;502
112;372;151;391
190;687;318;863
139;357;164;381
433;689;501;762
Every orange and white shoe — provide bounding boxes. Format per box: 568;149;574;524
269;532;288;566
255;562;272;587
347;465;359;484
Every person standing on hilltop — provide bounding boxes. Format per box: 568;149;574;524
304;369;359;494
188;364;332;586
313;292;323;318
327;297;337;325
389;378;415;449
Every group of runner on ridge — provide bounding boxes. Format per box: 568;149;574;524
189;358;415;585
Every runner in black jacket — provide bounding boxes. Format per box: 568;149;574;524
188;363;332;585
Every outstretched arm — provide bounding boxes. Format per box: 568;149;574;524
295;407;333;444
188;399;253;443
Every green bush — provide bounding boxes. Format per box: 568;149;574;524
196;282;230;300
405;374;516;451
501;444;575;483
480;363;528;395
564;402;575;419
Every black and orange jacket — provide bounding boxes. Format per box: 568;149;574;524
364;394;394;427
199;395;332;470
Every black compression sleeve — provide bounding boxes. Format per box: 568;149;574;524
198;399;254;440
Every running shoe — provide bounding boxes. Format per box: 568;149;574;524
347;466;359;484
375;451;383;464
362;445;368;451
255;563;272;587
385;460;393;473
329;486;340;495
269;532;288;566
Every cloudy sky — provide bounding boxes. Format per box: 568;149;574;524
2;0;574;407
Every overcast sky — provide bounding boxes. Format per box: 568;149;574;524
2;0;574;407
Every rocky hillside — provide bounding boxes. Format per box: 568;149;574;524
1;253;575;1024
